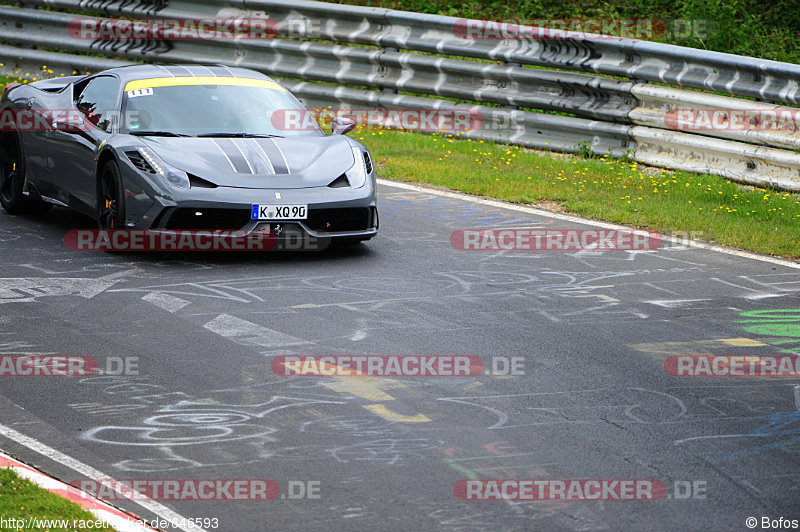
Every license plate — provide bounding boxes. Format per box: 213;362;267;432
252;204;307;220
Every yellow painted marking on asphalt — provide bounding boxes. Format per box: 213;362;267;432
279;361;405;400
629;337;769;358
279;360;430;422
717;338;767;347
362;404;430;423
323;379;397;401
125;77;286;92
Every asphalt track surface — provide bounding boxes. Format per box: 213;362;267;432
0;180;798;531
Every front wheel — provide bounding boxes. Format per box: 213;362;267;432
97;160;125;229
0;132;52;215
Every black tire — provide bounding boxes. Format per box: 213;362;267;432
0;132;52;215
97;159;125;229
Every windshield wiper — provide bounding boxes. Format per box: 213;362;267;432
129;131;191;137
195;133;283;138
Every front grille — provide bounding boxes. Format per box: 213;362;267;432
305;207;372;232
164;208;251;230
125;151;156;174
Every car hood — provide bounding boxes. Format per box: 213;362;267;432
140;135;356;189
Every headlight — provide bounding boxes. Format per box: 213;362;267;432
345;147;371;189
137;146;190;189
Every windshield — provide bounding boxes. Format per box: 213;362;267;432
120;82;323;137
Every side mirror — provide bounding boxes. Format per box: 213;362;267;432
331;116;356;135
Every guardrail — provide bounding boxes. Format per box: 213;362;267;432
1;1;800;190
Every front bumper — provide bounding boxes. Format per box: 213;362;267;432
124;168;378;241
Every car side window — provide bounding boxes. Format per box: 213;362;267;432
74;76;119;132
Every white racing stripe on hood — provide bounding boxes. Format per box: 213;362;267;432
212;139;238;172
247;137;276;174
229;138;254;174
212;138;252;174
255;137;290;174
141;135;355;187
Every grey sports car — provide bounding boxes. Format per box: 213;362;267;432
0;64;378;248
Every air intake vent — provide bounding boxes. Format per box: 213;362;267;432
125;151;156;174
305;208;371;232
363;151;373;174
327;174;350;188
188;173;218;188
164;208;251;230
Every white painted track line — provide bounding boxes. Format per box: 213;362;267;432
0;423;206;532
378;178;800;269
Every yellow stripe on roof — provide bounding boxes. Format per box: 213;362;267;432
124;77;285;92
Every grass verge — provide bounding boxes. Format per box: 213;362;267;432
0;466;117;531
357;128;800;259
